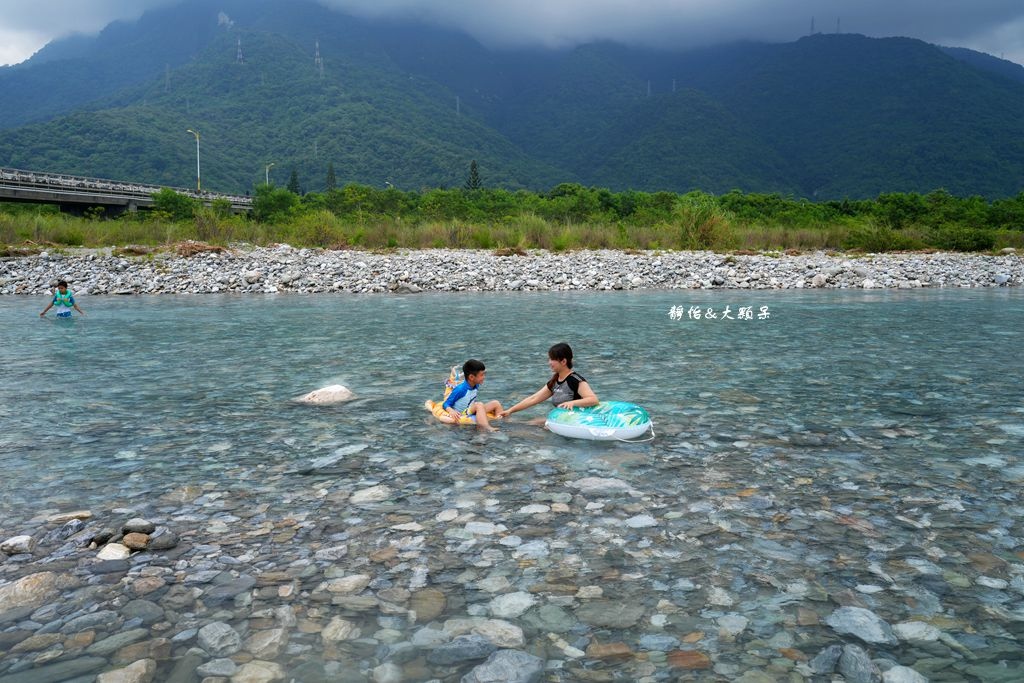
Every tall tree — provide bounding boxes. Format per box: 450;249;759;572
287;167;302;195
464;160;481;191
325;162;337;191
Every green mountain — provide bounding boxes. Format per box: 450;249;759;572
0;0;1022;198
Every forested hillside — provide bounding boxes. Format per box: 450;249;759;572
1;0;1022;198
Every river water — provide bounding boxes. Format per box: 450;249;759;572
1;290;1022;682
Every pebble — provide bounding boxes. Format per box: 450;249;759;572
575;601;644;628
231;660;285;683
838;644;880;683
488;592;536;619
122;519;156;535
893;621;941;643
0;572;59;611
443;618;524;648
1;536;35;556
96;658;156;683
716;614;748;637
321;574;371;594
45;511;93;524
197;622;242;657
371;662;403;683
426;634;497;665
825;606;898;645
461;649;544;683
321;617;360;642
977;576;1009;589
96;544;130;561
350;485;393;505
882;666;930;683
196;658;238;677
624;514;658;528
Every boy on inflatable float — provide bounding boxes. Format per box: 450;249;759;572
442;359;504;432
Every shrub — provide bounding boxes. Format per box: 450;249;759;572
194;207;230;243
50;226;86;246
931;226;996;252
288;210;346;248
152;188;199;221
253;185;300;223
551;228;577;252
470;225;494;249
843;225;923;252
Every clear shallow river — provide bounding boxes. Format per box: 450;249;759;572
1;290;1023;682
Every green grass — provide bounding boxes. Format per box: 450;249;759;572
1;199;1018;254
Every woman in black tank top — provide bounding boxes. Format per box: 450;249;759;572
501;343;599;418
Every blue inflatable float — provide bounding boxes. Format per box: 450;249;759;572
545;401;653;441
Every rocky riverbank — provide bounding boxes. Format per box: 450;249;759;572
0;245;1020;295
6;466;1015;683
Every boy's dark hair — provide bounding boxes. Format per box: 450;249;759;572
57;280;68;287
463;359;485;377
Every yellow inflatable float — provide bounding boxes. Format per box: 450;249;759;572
424;366;500;425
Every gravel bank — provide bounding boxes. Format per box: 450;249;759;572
1;246;1020;295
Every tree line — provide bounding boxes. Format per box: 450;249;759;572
4;176;1023;253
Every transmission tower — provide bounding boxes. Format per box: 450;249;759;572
236;38;244;64
314;40;324;79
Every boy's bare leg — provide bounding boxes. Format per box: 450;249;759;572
474;403;497;431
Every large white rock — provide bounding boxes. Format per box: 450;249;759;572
350;485;393;505
96;658;157;683
321;574;371;594
295;385;355;404
97;543;131;561
825;606;897;644
443;618;525;648
882;665;929;683
1;535;35;555
893;621;941;643
462;650;544;683
0;572;60;611
322;617;361;642
244;628;288;659
489;592;537;619
198;621;242;657
568;477;640;496
232;660;285;683
717;613;749;636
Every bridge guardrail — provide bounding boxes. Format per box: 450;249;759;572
0;167;253;207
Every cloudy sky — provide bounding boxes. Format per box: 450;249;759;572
2;0;1023;66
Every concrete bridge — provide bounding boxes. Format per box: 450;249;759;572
0;167;253;216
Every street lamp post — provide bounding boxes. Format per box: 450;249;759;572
186;129;201;192
265;162;275;186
